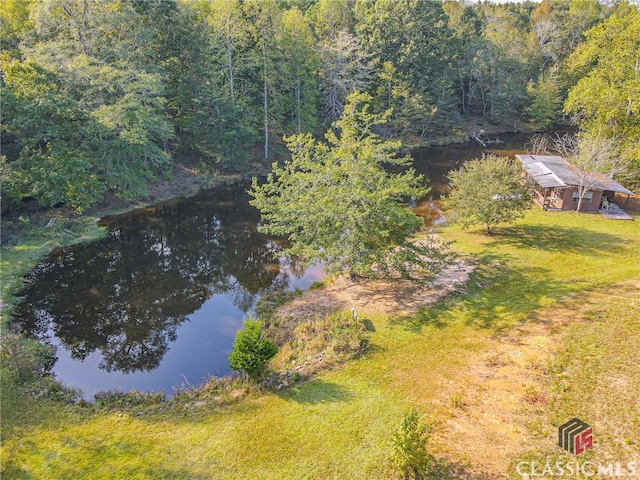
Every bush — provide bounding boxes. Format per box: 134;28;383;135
94;389;165;409
229;318;278;383
0;333;56;383
443;154;532;234
0;332;80;402
392;409;442;479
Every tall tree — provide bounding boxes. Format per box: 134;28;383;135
278;8;318;134
187;0;255;166
445;2;482;116
564;8;640;188
0;0;34;52
478;5;537;123
306;0;353;40
355;0;459;134
244;0;281;160
204;0;247;113
250;92;448;278
526;68;563;130
21;0;173;198
318;30;374;125
1;57;104;210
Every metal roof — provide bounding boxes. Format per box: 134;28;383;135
516;155;634;195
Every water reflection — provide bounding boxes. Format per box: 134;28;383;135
411;138;527;224
15;135;529;397
16;184;309;381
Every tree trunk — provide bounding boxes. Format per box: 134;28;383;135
225;36;235;112
296;80;301;133
576;186;585;212
261;28;269;160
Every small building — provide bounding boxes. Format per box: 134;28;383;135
515;154;634;212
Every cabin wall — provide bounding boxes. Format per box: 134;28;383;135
558;187;603;211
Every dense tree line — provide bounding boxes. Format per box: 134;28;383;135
1;0;637;210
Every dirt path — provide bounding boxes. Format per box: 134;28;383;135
434;308;573;478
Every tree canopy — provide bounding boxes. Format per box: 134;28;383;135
444;155;532;233
1;0;637;211
564;8;640;188
250;92;446;278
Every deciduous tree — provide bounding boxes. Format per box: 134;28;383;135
250;92;448;278
552;132;623;212
444;154;532;233
564;8;640;188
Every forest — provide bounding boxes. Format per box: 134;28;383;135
1;0;639;211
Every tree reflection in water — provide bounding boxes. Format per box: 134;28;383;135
16;183;303;374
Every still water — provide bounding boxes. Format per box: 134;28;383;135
15;135;528;399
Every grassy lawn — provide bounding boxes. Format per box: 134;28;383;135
1;209;639;479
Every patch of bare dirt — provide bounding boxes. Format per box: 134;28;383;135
265;260;474;390
432;309;573;478
274;260;475;323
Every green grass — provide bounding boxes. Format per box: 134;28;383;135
1;208;639;479
510;283;640;477
0;217;107;323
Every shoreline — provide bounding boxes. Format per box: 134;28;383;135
0;126;532;343
0;163;269;323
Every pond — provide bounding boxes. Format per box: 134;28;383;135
15;134;529;400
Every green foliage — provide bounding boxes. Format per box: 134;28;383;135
444;154;532;233
0;56;105;210
355;0;458;134
278;7;319;135
1;0;174;207
564;8;640;188
526;70;563;131
0;0;33;51
251;92;448;278
0;332;80;402
0;333;56;384
392;409;441;479
229;318;278;383
1;0;631;210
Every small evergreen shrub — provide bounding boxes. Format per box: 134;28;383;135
229;318;278;383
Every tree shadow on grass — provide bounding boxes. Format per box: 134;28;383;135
392;288;461;332
489;223;629;255
280;380;354;405
393;254;577;334
458;263;574;332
